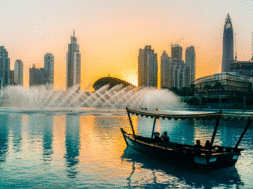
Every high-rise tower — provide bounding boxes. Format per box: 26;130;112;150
14;60;23;86
185;46;196;86
0;46;10;88
160;51;171;89
222;13;234;72
171;44;182;62
44;53;54;88
66;30;81;89
138;45;158;87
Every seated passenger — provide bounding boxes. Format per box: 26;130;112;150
161;131;170;142
204;140;212;149
194;140;203;149
153;132;161;142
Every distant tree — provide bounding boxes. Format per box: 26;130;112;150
188;97;200;105
190;84;196;96
171;87;179;95
181;87;190;96
202;97;208;105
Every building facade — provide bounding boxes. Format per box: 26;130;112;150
44;53;54;87
170;60;189;89
14;60;23;86
138;45;158;87
230;61;253;77
0;46;10;88
9;70;14;85
160;51;171;88
171;44;182;62
195;72;252;97
66;30;81;89
29;64;44;86
222;14;234;72
185;46;196;86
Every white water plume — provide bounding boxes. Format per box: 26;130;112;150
0;85;184;110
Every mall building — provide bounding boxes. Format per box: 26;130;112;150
195;72;253;98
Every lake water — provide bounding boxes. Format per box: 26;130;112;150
0;110;252;188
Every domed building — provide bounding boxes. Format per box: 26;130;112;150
93;77;135;91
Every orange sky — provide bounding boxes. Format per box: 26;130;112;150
1;0;253;90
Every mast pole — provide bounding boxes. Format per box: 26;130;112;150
151;117;157;139
210;116;221;147
235;120;252;149
126;108;136;139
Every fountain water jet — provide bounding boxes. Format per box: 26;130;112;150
0;85;185;112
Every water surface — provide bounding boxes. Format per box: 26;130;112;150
0;112;252;188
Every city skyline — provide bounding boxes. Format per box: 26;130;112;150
1;0;253;90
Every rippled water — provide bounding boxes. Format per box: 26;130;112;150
0;111;252;188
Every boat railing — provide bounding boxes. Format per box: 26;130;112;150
125;131;243;157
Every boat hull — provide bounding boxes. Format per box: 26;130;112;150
121;128;240;170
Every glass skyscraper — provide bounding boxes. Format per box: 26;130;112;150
14;60;23;86
0;46;10;88
44;53;54;88
160;51;171;88
222;14;234;72
138;45;158;88
185;46;196;86
66;30;81;90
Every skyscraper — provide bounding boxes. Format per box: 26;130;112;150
222;13;234;72
66;30;81;89
0;46;10;88
138;45;158;88
9;70;14;85
29;64;44;86
160;51;171;88
171;44;182;62
44;53;54;88
14;60;23;86
185;46;196;86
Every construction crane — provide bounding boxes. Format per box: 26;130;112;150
170;37;184;48
251;32;253;62
235;33;237;61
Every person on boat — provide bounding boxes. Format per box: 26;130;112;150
161;131;170;142
153;132;161;142
204;140;212;149
194;140;203;149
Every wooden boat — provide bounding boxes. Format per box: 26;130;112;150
121;108;253;170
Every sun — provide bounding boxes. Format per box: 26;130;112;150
123;70;138;86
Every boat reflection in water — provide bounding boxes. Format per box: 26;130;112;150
122;147;242;188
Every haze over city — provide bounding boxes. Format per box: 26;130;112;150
1;0;253;90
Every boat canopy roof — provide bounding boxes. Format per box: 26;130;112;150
126;108;253;121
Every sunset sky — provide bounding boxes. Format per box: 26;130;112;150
1;0;253;90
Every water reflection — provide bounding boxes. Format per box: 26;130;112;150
94;116;128;140
64;115;80;178
0;114;9;162
8;114;22;152
122;148;242;188
42;116;53;162
0;112;252;188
